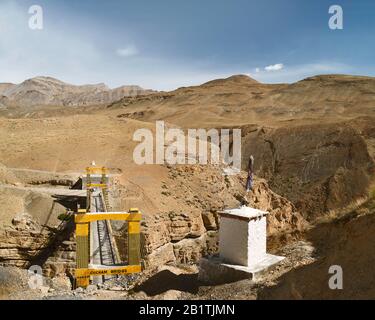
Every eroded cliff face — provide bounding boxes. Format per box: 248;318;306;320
0;215;51;268
0;213;75;278
0;167;77;277
242;122;375;221
133;165;307;269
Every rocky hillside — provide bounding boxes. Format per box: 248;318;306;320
241;121;375;220
0;109;307;277
132;164;307;270
0;160;307;279
0;76;153;108
258;192;375;299
108;74;375;127
105;74;375;221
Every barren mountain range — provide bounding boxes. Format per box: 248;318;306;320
1;73;375;299
0;76;153;110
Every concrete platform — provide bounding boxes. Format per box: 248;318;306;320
198;254;285;285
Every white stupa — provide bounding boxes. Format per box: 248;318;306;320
199;206;285;283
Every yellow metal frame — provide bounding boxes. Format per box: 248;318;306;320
75;265;142;278
75;166;142;288
75;212;141;223
86;166;108;174
76;223;89;236
86;183;108;188
75;208;142;288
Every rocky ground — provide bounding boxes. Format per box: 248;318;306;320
2;189;374;300
0;238;315;300
3;206;373;300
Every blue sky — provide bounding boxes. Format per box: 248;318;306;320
0;0;374;90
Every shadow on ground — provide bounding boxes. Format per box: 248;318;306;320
134;270;200;296
258;207;375;300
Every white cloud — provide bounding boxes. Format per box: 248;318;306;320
249;62;353;83
264;63;284;72
255;67;260;73
116;45;139;58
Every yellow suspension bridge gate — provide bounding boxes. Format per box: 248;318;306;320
75;166;142;288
